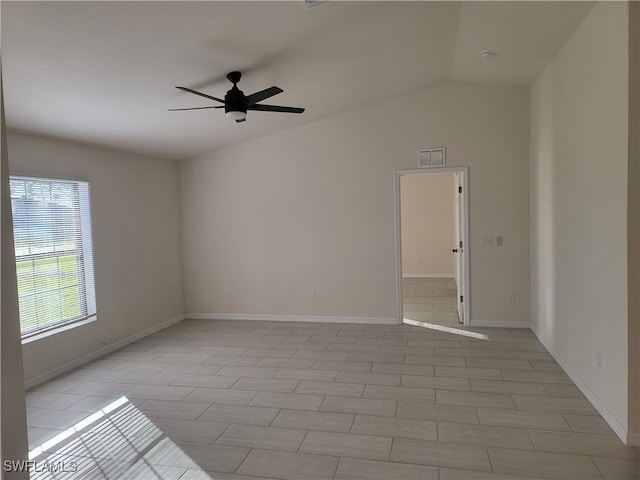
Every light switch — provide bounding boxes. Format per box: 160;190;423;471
496;236;503;247
481;236;493;247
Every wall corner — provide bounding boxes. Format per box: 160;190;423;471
627;0;640;447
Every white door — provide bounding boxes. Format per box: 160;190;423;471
454;172;465;324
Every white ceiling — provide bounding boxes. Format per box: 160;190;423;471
2;1;594;161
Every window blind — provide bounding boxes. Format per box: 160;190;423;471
10;176;96;337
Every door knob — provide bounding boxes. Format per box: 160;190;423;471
452;249;458;253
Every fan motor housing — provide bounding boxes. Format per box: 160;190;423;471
225;86;248;114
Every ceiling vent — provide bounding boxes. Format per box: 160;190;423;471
418;147;446;168
302;0;329;8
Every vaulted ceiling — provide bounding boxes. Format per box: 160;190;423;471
2;1;594;160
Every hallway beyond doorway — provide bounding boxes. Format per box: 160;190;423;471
402;277;460;327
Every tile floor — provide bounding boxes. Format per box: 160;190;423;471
403;277;461;327
25;319;640;479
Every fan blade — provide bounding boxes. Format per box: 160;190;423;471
247;104;305;114
236;118;247;123
176;86;225;104
167;106;224;111
246;86;283;106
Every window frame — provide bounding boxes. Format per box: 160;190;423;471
9;174;97;341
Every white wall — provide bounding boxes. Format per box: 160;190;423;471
7;131;185;385
180;81;531;325
530;2;630;440
401;173;455;277
1;68;29;478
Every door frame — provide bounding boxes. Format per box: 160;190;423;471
394;166;470;326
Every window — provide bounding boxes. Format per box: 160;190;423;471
10;176;96;338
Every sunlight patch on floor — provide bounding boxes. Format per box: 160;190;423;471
28;396;212;479
403;318;490;340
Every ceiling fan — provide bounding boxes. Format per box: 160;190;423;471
168;71;305;123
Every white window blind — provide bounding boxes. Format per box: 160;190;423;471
10;176;97;338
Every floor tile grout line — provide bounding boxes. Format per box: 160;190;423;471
485;445;494;472
589;455;608;480
231;445;254;476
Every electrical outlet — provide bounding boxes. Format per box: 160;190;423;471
283;289;290;299
507;291;516;303
310;289;318;300
481;236;493;247
496;236;503;247
417;257;423;264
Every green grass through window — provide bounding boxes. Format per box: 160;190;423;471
16;254;82;333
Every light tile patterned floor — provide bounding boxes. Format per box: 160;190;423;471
403;277;461;327
25;319;639;479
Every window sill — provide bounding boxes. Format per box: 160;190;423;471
21;315;98;345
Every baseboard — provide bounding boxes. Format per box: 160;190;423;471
627;431;640;447
530;321;629;445
470;320;532;328
186;313;398;325
24;313;186;390
402;273;455;279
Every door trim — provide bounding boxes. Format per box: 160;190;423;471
394;167;470;326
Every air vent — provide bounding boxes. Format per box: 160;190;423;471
418;147;446;168
302;0;329;8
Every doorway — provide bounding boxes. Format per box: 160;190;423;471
395;167;469;326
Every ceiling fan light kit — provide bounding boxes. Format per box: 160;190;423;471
169;71;305;123
226;110;246;121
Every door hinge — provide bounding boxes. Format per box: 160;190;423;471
460;295;464;302
459;240;463;248
458;186;462;194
